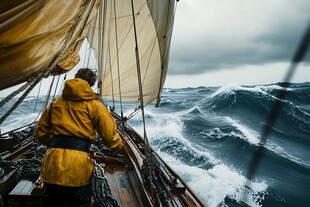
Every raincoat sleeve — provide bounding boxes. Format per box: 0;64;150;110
35;104;53;147
93;102;123;150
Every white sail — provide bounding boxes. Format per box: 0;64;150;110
88;0;175;105
0;0;175;106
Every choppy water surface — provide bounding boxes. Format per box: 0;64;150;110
1;82;309;207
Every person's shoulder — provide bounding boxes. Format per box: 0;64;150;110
49;97;62;106
88;98;100;104
88;99;107;110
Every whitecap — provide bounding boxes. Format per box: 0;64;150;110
224;117;260;145
161;153;268;207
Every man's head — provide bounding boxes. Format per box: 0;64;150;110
75;68;97;87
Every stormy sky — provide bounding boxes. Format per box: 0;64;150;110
165;0;310;88
1;0;309;97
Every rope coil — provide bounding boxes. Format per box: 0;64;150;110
92;160;120;207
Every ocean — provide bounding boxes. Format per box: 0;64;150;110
1;82;309;207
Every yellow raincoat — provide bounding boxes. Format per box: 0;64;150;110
36;78;122;187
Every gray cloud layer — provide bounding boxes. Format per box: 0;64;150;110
169;0;310;75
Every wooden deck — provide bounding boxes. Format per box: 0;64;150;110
105;164;139;207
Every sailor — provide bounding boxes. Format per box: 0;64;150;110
35;68;123;207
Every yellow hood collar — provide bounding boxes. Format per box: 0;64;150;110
62;78;98;101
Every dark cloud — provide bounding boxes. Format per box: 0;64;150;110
168;1;310;75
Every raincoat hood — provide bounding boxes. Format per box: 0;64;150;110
62;78;98;101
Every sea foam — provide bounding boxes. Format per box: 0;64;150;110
161;153;268;207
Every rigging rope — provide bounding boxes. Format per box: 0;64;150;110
85;12;98;70
98;0;108;97
31;76;56;125
43;76;56;110
130;0;156;203
92;160;120;207
32;74;68;125
130;0;149;153
34;80;43;113
243;21;310;200
0;80;34;109
17;158;41;180
0;74;44;125
52;75;61;100
58;74;67;97
87;13;98;69
98;1;103;96
108;42;116;110
113;0;125;131
155;0;175;107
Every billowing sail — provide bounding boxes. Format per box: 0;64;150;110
0;0;99;90
89;0;175;105
0;0;175;106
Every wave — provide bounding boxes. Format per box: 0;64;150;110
129;108;270;207
2;82;309;206
145;83;310;206
130;110;269;207
224;117;260;145
161;153;268;207
0;113;38;134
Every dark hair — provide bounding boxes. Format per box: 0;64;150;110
75;68;97;87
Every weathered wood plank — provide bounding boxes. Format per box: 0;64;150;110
104;164;139;207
